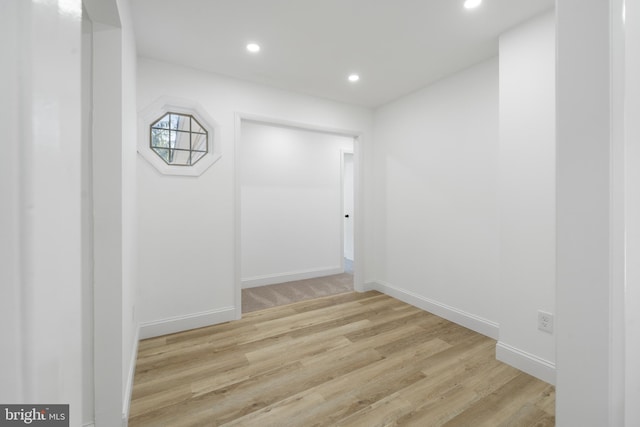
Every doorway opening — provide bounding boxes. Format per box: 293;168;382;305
235;116;362;316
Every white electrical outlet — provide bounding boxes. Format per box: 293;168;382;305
538;310;554;333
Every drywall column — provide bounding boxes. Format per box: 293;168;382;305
93;22;124;427
610;0;627;424
83;0;139;423
497;12;556;384
626;0;640;424
0;0;83;424
0;0;25;402
117;0;140;419
556;1;617;424
81;8;96;425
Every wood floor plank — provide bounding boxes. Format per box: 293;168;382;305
394;383;482;426
535;385;556;416
391;350;520;425
497;403;556;427
179;347;383;426
289;290;387;313
236;339;452;426
333;393;412;427
129;292;555;427
442;373;552;427
242;323;360;364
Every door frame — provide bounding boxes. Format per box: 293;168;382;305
233;113;365;319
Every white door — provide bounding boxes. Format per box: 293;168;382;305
343;152;354;263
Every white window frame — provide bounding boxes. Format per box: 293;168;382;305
138;96;221;176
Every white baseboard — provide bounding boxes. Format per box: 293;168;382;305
83;423;95;427
139;306;236;339
496;341;556;385
122;323;140;425
241;266;344;288
370;281;499;340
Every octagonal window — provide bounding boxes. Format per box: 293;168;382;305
150;113;208;166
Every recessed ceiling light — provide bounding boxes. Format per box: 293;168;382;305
348;74;360;82
246;43;260;53
464;0;482;9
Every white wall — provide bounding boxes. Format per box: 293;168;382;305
497;12;556;384
240;121;353;287
372;58;500;338
626;0;640;424
137;58;373;337
0;1;83;425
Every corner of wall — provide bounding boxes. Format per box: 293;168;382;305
361;281;377;292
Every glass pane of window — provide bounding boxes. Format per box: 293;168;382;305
191;117;206;134
168;149;191;165
175;114;191;132
152;113;171;130
151;128;170;148
173;131;191;150
152;147;170;163
168;114;180;129
191;150;206;165
191;133;207;151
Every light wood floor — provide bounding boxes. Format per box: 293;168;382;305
129;291;555;426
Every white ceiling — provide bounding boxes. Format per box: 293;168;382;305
131;0;554;108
